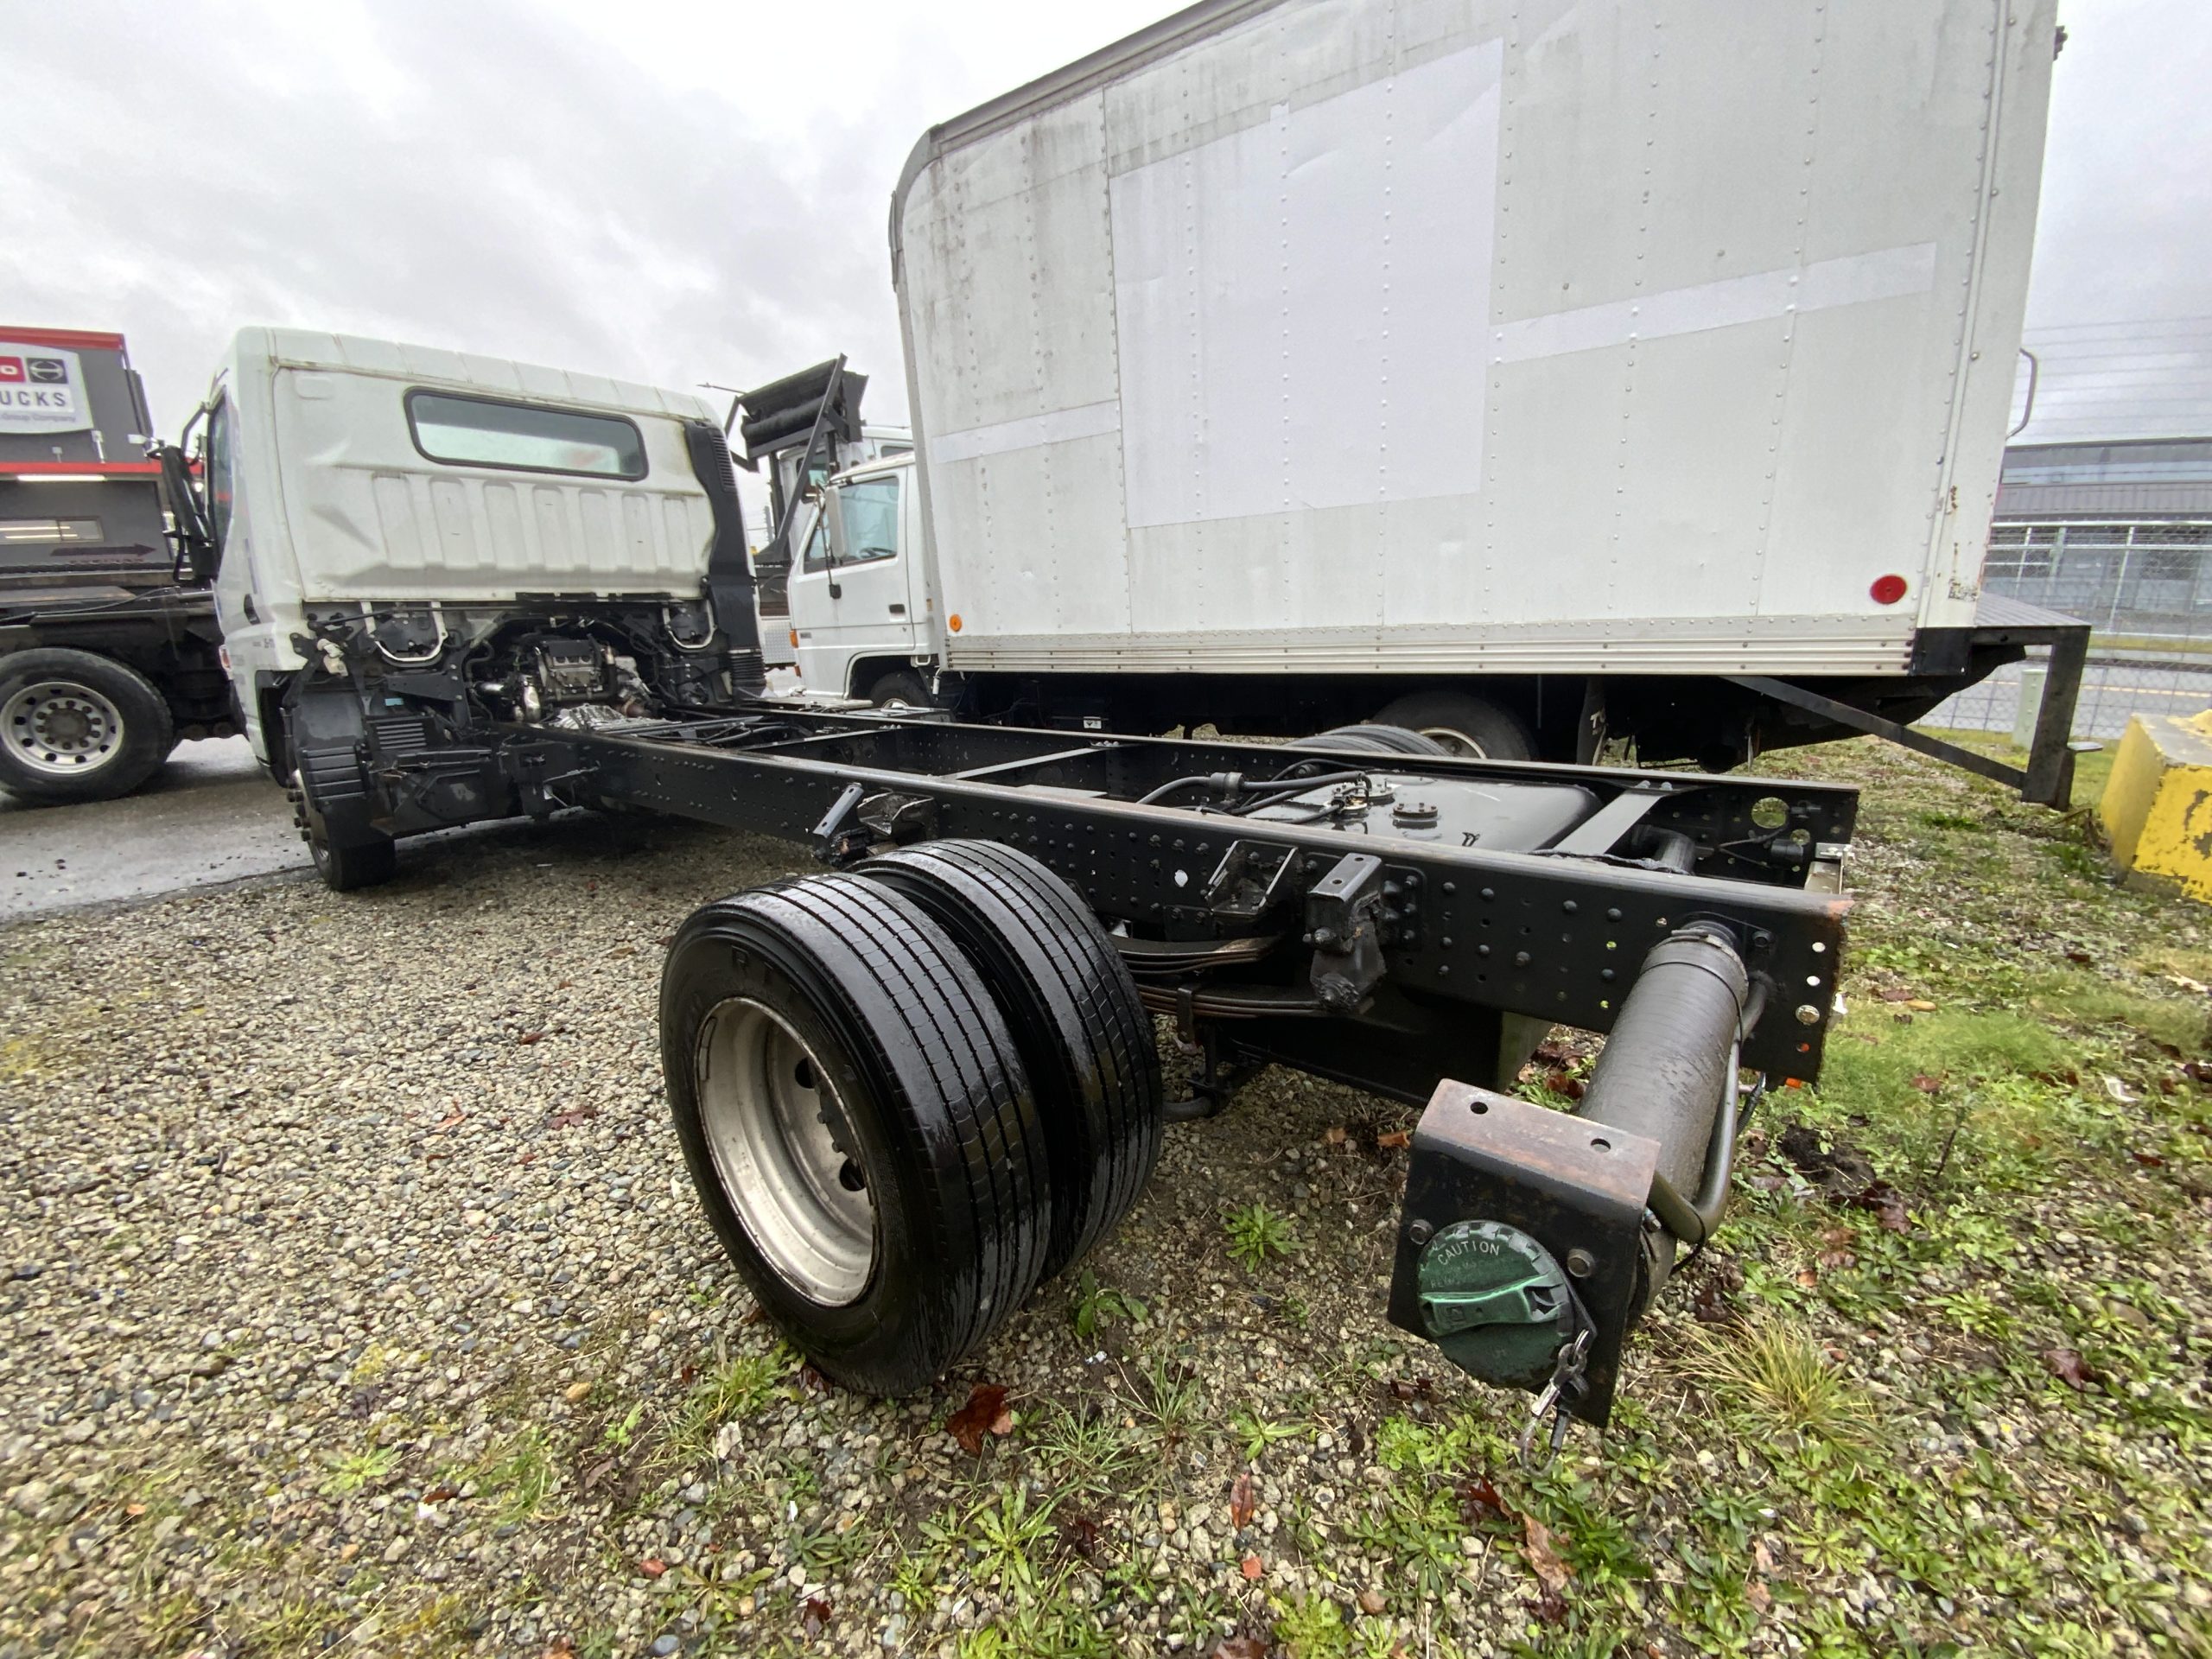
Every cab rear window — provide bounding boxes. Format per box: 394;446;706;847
405;391;647;480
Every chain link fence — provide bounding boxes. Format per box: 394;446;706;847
1927;520;2212;741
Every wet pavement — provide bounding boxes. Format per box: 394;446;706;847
0;737;308;918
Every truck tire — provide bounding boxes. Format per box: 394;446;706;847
661;874;1052;1395
856;839;1164;1281
1289;722;1451;757
0;648;175;804
867;669;938;711
300;796;398;892
1370;691;1536;760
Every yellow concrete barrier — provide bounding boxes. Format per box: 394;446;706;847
2100;710;2212;903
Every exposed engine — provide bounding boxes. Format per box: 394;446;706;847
284;599;760;842
476;634;659;729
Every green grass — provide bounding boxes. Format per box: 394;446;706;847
475;1427;558;1526
1673;1317;1884;1463
320;1443;397;1498
1067;1268;1147;1340
1224;1202;1299;1268
663;1346;792;1467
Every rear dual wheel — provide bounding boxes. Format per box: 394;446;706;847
662;849;1162;1394
1290;722;1450;758
859;840;1163;1281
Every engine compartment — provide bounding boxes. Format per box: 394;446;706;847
283;599;762;844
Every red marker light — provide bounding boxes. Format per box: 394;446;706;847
1870;574;1908;606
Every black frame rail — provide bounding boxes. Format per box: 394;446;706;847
523;711;1853;1087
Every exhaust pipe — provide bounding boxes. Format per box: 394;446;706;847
1576;926;1755;1307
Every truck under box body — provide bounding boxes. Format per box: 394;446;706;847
857;0;2076;779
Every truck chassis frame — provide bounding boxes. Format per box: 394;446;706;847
424;705;1860;1432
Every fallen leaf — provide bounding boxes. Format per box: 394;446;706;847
1239;1554;1264;1582
1533;1585;1570;1626
549;1106;599;1130
1216;1634;1266;1659
989;1403;1015;1436
563;1382;591;1404
422;1484;459;1504
1816;1227;1858;1270
1357;1588;1388;1616
1878;987;1915;1002
517;1031;544;1046
1691;1278;1733;1325
1910;1074;1943;1095
1522;1513;1573;1596
539;1643;577;1659
610;944;636;958
1904;999;1936;1012
800;1596;833;1639
1324;1126;1347;1146
2064;949;2094;965
1795;1267;1820;1288
1850;1180;1910;1234
1376;1129;1411;1151
1059;1509;1102;1560
2133;1149;2166;1168
638;1557;666;1579
946;1383;1011;1454
1386;1377;1436;1404
798;1363;830;1396
1455;1475;1513;1526
2042;1348;2095;1391
1745;1577;1771;1616
1752;1540;1777;1575
435;1110;466;1130
1230;1471;1258;1530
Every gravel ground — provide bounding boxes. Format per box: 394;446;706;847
2;747;2209;1658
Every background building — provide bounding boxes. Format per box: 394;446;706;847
1933;320;2212;740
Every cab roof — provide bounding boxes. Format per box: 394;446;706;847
236;327;717;424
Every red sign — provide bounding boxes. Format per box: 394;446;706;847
0;358;22;384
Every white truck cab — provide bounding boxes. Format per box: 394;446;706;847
189;327;766;886
202;327;749;768
784;452;937;704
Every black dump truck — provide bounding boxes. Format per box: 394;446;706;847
0;327;230;804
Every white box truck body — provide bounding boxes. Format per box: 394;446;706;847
791;0;2075;773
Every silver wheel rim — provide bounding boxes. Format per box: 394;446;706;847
2;681;125;777
696;998;874;1305
1416;725;1485;759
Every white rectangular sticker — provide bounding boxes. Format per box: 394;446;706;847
1110;41;1504;530
0;344;90;435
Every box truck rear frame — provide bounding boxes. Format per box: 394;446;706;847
334;684;1855;1438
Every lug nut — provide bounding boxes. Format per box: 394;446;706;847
1408;1219;1433;1246
1566;1248;1596;1279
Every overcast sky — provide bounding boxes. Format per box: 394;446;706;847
8;0;2208;441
